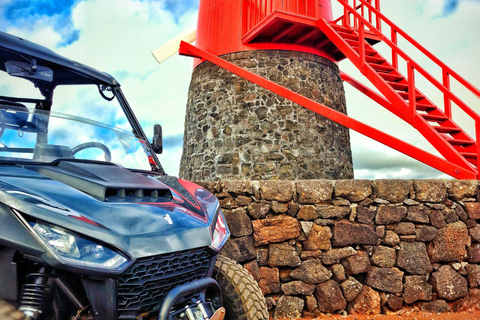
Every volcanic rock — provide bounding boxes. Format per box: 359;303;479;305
430;265;468;300
252;214;301;246
315;280;346;313
397;242;432;275
428;221;469;262
365;266;404;293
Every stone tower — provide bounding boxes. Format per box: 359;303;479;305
180;0;353;181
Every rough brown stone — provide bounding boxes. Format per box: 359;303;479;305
383;230;400;246
268;242;301;267
287;202;300;217
322;247;357;265
305;295;317;312
465;202;480;219
403;275;433;304
356;206;376;224
415;225;438;242
347;285;381;315
452;288;480;312
373;180;411;203
265;296;276;310
376;226;385;238
219;196;237;210
428;221;469;262
303;224;331;251
468;243;480;263
257;247;268;266
273;296;304;320
430;210;447;229
316;205;350;220
430;265;468;300
331;263;346;282
315;280;347;313
365;266;404;293
448;180;478;200
223;208;252;237
417;300;451;313
386;295;403;311
247;201;271;219
234;195;252;206
297;205;318;220
258;267;281;295
221;235;256;263
371;246;396;268
243;260;261;282
332;220;377;246
271;201;288;214
300;250;323;260
397;242;432;275
456;205;469;221
252;214;301;246
342;251;371;275
466;264;480;288
414;180;447;202
279;268;293;282
260;181;294;202
334;180;372;202
290;259;332;284
220;181;250;194
444;208;459;224
281;281;315;296
393;222;415;235
340;276;363;302
407;205;430;223
296;180;333;204
375;206;407;225
469;224;480;242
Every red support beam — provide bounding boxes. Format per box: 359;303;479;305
179;41;477;180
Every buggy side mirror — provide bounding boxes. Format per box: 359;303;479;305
151;124;163;154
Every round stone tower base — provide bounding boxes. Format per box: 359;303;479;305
180;50;353;181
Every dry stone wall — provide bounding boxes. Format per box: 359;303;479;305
197;179;480;318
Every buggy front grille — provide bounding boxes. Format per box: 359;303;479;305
116;247;213;319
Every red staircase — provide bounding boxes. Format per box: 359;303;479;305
182;0;480;179
316;0;480;177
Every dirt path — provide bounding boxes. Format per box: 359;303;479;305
277;311;480;320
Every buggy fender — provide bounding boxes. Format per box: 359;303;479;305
0;202;44;256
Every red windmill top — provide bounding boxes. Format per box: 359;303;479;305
178;0;480;179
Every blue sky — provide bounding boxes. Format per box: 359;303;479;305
0;0;479;179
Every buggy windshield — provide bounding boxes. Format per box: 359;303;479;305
0;107;152;170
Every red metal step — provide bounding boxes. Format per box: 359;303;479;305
433;126;462;134
421;114;448;122
365;56;386;64
397;91;425;100
387;81;409;91
445;138;475;146
377;72;404;82
370;63;395;72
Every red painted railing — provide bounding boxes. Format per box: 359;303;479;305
332;0;480;167
242;0;319;34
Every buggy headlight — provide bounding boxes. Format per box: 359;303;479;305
31;222;129;272
209;209;230;251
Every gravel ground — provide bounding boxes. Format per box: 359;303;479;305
276;311;480;320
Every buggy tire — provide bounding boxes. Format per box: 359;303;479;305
0;300;24;320
213;256;268;320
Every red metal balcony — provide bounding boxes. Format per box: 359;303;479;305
242;0;323;45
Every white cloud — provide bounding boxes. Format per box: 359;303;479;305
2;0;478;179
